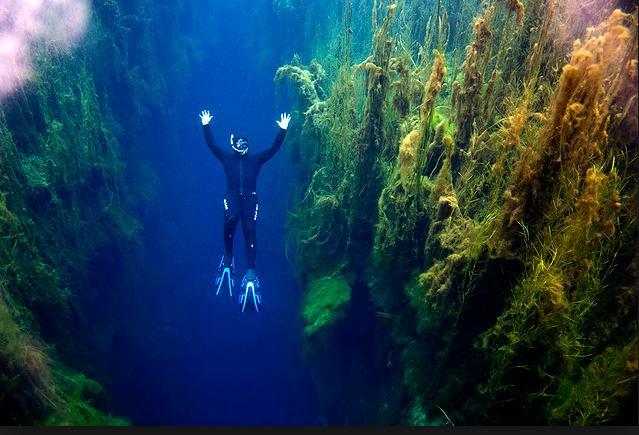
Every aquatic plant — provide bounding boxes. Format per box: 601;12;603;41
275;55;326;114
452;10;493;150
302;275;351;339
281;0;638;426
347;2;398;274
43;369;129;426
1;0;208;425
374;48;450;309
499;1;524;27
502;8;638;246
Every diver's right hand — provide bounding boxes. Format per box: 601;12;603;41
199;110;213;126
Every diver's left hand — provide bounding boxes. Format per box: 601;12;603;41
276;113;291;130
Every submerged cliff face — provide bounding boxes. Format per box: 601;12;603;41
280;0;638;425
0;0;205;424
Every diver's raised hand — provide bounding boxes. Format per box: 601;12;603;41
276;113;291;130
199;110;213;126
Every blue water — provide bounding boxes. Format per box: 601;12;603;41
101;2;321;424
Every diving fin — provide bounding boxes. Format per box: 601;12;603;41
214;255;235;297
239;269;261;313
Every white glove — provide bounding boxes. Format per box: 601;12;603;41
276;112;291;130
199;110;213;126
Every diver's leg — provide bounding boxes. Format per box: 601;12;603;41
216;195;241;295
239;195;260;311
223;195;241;265
240;195;258;270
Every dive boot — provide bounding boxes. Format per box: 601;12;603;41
214;255;235;297
239;269;261;313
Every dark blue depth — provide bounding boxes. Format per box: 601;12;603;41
101;2;320;425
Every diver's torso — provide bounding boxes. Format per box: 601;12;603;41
222;153;262;195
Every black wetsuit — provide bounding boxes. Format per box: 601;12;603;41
203;124;287;269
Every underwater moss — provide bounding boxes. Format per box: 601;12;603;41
398;129;420;185
302;274;352;338
281;0;638;426
453;11;493;149
549;342;638;425
276;55;326;112
1;297;124;426
499;0;525;27
0;297;54;421
0;0;207;425
502;8;638;242
347;2;398;274
43;369;129;426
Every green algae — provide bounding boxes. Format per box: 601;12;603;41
43;369;129;426
279;0;638;426
0;299;123;426
302;275;352;338
549;343;638;425
1;0;206;425
0;59;133;425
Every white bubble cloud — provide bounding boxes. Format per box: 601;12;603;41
0;0;90;101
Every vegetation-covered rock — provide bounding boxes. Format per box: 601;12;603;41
302;274;351;338
0;0;205;425
279;0;638;426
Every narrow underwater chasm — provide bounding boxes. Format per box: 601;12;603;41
1;0;638;427
0;0;323;425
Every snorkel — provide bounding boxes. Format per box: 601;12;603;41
230;134;249;155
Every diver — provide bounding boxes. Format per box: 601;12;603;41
199;109;291;312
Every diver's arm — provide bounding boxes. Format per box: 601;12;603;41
200;110;226;160
257;113;291;164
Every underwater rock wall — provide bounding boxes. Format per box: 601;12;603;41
0;0;203;425
280;0;638;425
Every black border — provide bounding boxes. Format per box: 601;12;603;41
1;426;639;435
